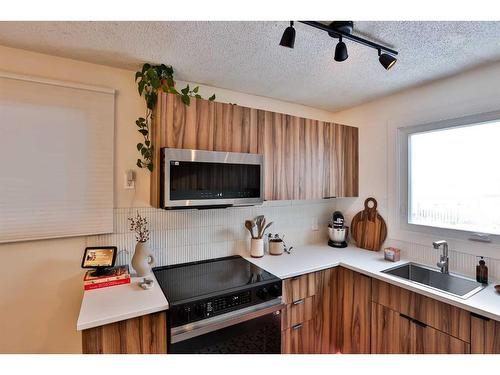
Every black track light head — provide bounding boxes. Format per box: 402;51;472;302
279;21;296;49
334;36;348;62
378;49;397;70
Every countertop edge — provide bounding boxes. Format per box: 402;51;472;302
77;304;169;331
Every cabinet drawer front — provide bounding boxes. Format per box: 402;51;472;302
281;320;316;354
371;279;470;342
281;296;315;330
282;273;316;304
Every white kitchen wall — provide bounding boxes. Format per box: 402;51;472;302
86;199;335;268
332;61;500;280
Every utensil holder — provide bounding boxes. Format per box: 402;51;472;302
250;238;264;258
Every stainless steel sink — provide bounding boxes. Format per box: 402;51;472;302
382;262;485;299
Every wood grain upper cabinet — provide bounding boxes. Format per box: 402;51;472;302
151;93;359;206
471;314;500;354
257;111;300;200
214;102;259;153
337;268;371;353
327;123;359;198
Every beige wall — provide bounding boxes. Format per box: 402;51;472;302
0;45;338;353
331;62;500;259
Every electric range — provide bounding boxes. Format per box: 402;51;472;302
153;255;283;354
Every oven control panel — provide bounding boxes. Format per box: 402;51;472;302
170;281;282;327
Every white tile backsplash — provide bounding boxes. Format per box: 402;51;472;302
86;200;335;268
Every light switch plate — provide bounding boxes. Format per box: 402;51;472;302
124;170;135;189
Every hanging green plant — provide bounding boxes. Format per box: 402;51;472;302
134;63;216;171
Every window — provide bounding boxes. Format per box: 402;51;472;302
406;118;500;236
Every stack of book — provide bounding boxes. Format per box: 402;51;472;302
83;265;131;290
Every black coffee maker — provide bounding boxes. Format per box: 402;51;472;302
328;211;348;248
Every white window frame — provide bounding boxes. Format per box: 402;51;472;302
397;110;500;246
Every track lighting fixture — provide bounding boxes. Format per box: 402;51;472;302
334;36;348;62
378;49;397;70
279;21;398;70
279;21;295;49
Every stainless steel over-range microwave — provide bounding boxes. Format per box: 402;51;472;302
161;148;264;209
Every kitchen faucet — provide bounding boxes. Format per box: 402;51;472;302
433;240;449;274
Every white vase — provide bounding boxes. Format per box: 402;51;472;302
131;241;155;277
250;238;264;258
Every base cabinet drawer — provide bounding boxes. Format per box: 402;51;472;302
371;302;469;354
372;279;470;342
282;273;316;304
471;314;500;354
281;296;315;330
281;320;316;354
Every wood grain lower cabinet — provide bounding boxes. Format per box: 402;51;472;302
471;314;500;354
371;303;412;354
313;267;338;354
372;278;470;342
281;319;316;354
371;302;469;354
82;311;167;354
337;268;371;353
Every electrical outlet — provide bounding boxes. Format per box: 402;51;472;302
124;170;135;189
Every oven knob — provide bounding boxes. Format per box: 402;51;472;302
256;287;268;300
268;284;281;298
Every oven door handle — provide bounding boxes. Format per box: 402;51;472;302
171;299;284;344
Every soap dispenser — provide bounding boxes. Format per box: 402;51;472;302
476;257;488;284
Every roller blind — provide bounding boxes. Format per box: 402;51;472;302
0;73;115;243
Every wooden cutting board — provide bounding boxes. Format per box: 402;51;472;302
351;197;387;251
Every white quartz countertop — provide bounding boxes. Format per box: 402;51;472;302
77;274;169;331
76;244;500;331
245;244;500;321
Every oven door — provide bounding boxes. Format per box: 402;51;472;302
169;300;284;354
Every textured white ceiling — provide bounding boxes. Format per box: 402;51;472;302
1;21;500;112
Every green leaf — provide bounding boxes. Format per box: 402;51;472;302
145;140;150;147
138;80;146;96
208;94;216;101
181;86;189;95
137;159;143;168
138;117;145;122
141;147;147;156
195;94;202;99
135;71;143;81
181;94;190;106
141;63;151;74
169;87;179;95
166;77;175;87
137;143;143;151
139;129;148;136
151;77;160;90
147;68;158;80
193;86;199;93
147;163;153;172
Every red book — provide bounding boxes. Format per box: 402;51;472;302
84;278;131;291
83;265;130;286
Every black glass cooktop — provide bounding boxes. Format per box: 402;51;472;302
153;256;279;306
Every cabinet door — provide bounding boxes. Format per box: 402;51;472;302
313;268;338;354
414;322;470;354
257;111;300;200
337;268;371;353
371;303;412;354
327;123;359;198
214;102;258;153
281;320;316;354
82;311;167;354
282;272;316;304
471;314;500;354
298;119;329;200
